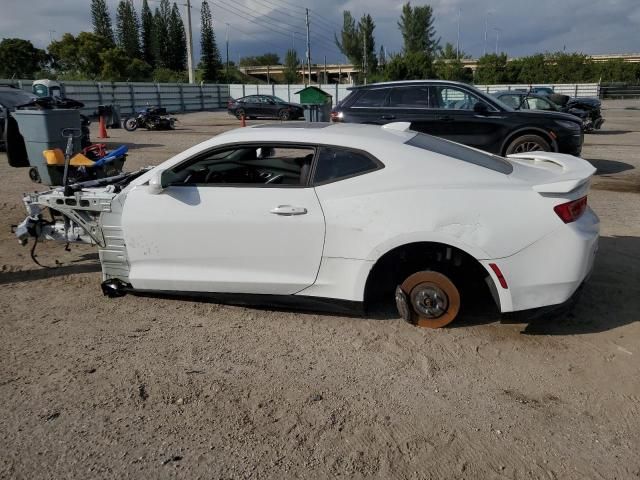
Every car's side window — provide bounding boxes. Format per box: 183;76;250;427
353;88;389;108
435;86;482;110
163;144;316;187
388;86;432;108
526;97;554;110
499;94;522;109
313;146;382;185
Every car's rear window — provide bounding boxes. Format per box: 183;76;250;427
406;133;513;174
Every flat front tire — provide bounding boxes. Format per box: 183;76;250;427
505;134;551;155
397;271;461;328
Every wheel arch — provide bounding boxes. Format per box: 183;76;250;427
500;127;558;156
360;237;504;313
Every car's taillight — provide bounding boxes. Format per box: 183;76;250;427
330;111;344;122
554;196;587;223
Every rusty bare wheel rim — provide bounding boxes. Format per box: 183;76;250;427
400;271;461;328
411;283;449;318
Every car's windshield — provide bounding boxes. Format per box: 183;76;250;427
273;96;287;103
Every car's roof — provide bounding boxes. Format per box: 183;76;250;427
214;122;417;149
349;80;472;90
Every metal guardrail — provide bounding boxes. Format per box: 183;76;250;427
1;80;230;116
3;79;602;112
600;85;640;99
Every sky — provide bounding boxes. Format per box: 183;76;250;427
1;0;639;64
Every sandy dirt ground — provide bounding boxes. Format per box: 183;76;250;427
1;106;639;479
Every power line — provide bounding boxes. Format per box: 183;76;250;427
212;0;342;57
240;0;340;52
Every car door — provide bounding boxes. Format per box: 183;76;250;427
429;85;507;152
241;95;262;117
121;143;325;295
344;87;391;124
260;96;279;117
385;85;439;132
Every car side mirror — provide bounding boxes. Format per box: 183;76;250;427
474;102;489;114
148;169;166;194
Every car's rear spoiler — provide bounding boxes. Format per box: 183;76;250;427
507;152;596;194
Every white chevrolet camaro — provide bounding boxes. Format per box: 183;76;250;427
16;122;599;328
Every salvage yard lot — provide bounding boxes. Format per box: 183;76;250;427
1;106;639;479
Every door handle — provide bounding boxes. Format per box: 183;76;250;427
436;115;454;122
270;205;308;216
380;114;396;120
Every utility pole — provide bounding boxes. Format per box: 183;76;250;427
494;28;500;55
225;23;230;85
483;12;489;56
323;55;327;85
184;0;194;83
456;8;461;60
305;8;311;85
363;33;367;85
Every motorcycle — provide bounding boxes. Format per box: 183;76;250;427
123;106;176;132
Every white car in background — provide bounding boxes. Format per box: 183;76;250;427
16;122;599;328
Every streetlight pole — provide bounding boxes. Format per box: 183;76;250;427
456;8;461;60
494;28;501;55
305;8;311;85
225;23;230;85
483;12;491;56
184;0;194;83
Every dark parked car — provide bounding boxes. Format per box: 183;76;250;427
227;95;304;121
331;81;584;156
0;84;36;150
492;90;604;133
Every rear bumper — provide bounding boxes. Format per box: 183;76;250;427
482;207;599;313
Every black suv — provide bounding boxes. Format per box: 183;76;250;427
331;80;583;156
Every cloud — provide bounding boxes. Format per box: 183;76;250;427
0;0;638;64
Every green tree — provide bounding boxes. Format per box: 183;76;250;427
90;0;115;47
384;51;435;81
153;67;187;82
48;32;108;79
359;14;377;75
140;0;155;67
116;0;141;59
398;2;439;56
152;0;171;68
0;38;46;78
434;42;472;81
99;47;130;80
167;3;187;72
546;52;594;83
378;45;386;71
475;53;509;84
595;58;639;83
127;58;153;81
239;53;280;66
199;0;222;82
283;49;300;83
335;11;361;66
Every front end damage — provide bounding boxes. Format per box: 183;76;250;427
14;169;150;290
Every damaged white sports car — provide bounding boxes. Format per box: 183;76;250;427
15;122;599;328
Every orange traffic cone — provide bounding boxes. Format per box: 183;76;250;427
98;115;109;138
240;114;246;127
